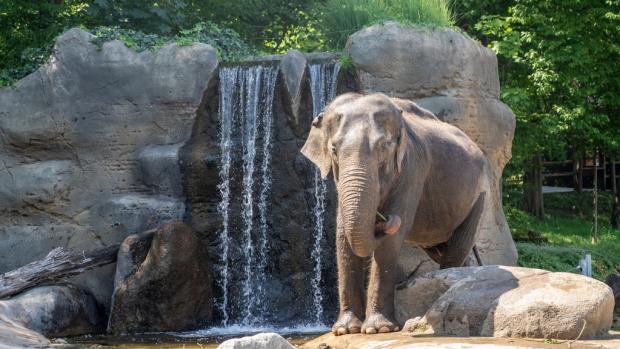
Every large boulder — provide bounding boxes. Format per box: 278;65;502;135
217;333;294;349
0;28;218;310
0;284;103;337
396;266;614;339
0;284;102;348
347;22;517;273
107;221;213;334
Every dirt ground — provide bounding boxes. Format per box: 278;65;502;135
301;331;620;349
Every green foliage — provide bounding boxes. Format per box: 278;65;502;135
89;23;256;60
175;22;256;61
0;0;89;86
316;0;455;49
338;54;355;72
89;26;167;52
505;191;620;280
0;20;256;87
474;0;620;169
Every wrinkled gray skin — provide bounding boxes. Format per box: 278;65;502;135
302;93;489;335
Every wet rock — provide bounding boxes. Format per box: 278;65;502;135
217;333;294;349
396;266;614;339
347;22;517;271
107;221;213;334
0;284;103;341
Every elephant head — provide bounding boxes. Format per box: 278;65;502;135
302;93;407;257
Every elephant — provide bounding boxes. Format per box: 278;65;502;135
301;92;490;335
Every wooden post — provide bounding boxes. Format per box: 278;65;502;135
578;157;584;193
612;159;619;229
573;157;579;191
613;159;617;194
592;149;599;244
603;156;607;191
538;155;544;218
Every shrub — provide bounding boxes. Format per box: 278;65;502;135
0;22;256;87
317;0;455;49
90;22;256;61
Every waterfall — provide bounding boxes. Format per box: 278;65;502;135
216;64;278;326
308;62;340;325
216;67;236;326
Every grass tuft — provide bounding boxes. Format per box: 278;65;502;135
317;0;455;49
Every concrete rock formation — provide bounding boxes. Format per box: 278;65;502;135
396;266;614;339
347;22;518;272
0;28;217;309
217;333;294;349
0;284;103;337
107;221;212;334
0;284;102;348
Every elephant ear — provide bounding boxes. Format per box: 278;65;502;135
396;118;408;174
301;113;331;178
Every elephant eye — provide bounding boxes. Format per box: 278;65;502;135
331;145;337;156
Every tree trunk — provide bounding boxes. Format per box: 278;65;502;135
592;150;599;244
578;157;584;193
612;160;620;229
0;244;119;299
523;154;544;219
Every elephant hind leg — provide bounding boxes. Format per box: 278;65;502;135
437;192;486;269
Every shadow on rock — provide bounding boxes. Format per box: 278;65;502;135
107;221;213;334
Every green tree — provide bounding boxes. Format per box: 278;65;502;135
0;0;89;74
475;0;620;221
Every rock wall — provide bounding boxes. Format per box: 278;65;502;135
346;22;518;273
0;28;217;310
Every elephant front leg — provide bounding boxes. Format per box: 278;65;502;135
362;235;402;334
333;221;366;336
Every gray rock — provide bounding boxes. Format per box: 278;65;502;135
217;333;294;349
138;143;184;196
347;22;518;271
0;316;52;349
0;284;103;337
346;22;500;98
0;27;217;313
107;221;212;334
396;266;614;339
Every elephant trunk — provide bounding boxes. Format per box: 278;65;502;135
338;161;380;258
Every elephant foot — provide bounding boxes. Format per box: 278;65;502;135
332;311;362;336
362;312;400;334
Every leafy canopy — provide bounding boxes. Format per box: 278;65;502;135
475;0;620;165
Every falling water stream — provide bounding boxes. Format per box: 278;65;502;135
214;61;339;331
308;62;340;325
216;65;278;327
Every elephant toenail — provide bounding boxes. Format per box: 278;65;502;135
366;328;378;334
337;328;347;336
350;327;361;334
378;326;391;333
394;326;400;332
